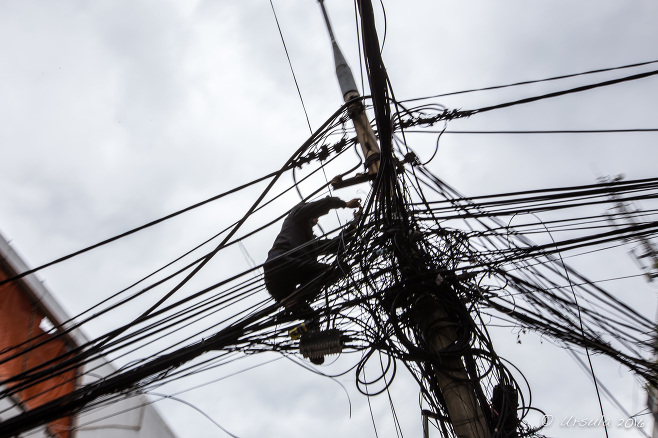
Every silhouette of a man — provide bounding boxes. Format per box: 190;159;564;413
264;196;360;323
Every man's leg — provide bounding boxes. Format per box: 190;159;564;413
264;257;299;317
295;261;332;301
289;261;334;331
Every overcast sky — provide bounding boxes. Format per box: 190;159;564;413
1;1;658;437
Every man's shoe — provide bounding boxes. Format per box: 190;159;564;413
303;317;320;331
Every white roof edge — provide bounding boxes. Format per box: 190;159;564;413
0;231;178;437
0;230;91;348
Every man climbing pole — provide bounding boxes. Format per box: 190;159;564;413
264;196;361;362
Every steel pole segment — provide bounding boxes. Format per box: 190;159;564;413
318;0;380;176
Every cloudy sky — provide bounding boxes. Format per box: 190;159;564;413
1;1;658;437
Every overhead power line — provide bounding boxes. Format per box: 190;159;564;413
269;0;313;133
468;68;658;116
2;98;657;437
392;68;658;127
409;128;658;135
403;58;658;102
0;168;288;288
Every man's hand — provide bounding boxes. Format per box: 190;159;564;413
353;206;363;221
345;198;361;209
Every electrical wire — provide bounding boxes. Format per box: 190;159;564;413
3;16;658;438
402;58;658;103
269;0;313;134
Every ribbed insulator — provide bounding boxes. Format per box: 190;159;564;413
299;329;343;359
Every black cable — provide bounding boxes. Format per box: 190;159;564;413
269;0;313;133
150;392;239;437
402;58;658;102
538;214;610;438
3;75;657;438
392;68;658;127
0;102;369;419
468;68;658;117
409;128;658;135
0;168;287;288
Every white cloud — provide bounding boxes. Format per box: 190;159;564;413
0;1;656;437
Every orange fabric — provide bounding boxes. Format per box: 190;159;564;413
0;268;77;438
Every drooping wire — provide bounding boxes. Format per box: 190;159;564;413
269;0;313;133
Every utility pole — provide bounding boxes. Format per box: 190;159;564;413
318;0;380;188
317;1;493;437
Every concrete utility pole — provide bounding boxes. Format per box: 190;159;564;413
318;0;380;179
417;293;493;438
318;1;493;436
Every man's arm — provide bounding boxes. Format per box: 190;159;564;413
294;196;358;221
313;209;362;255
